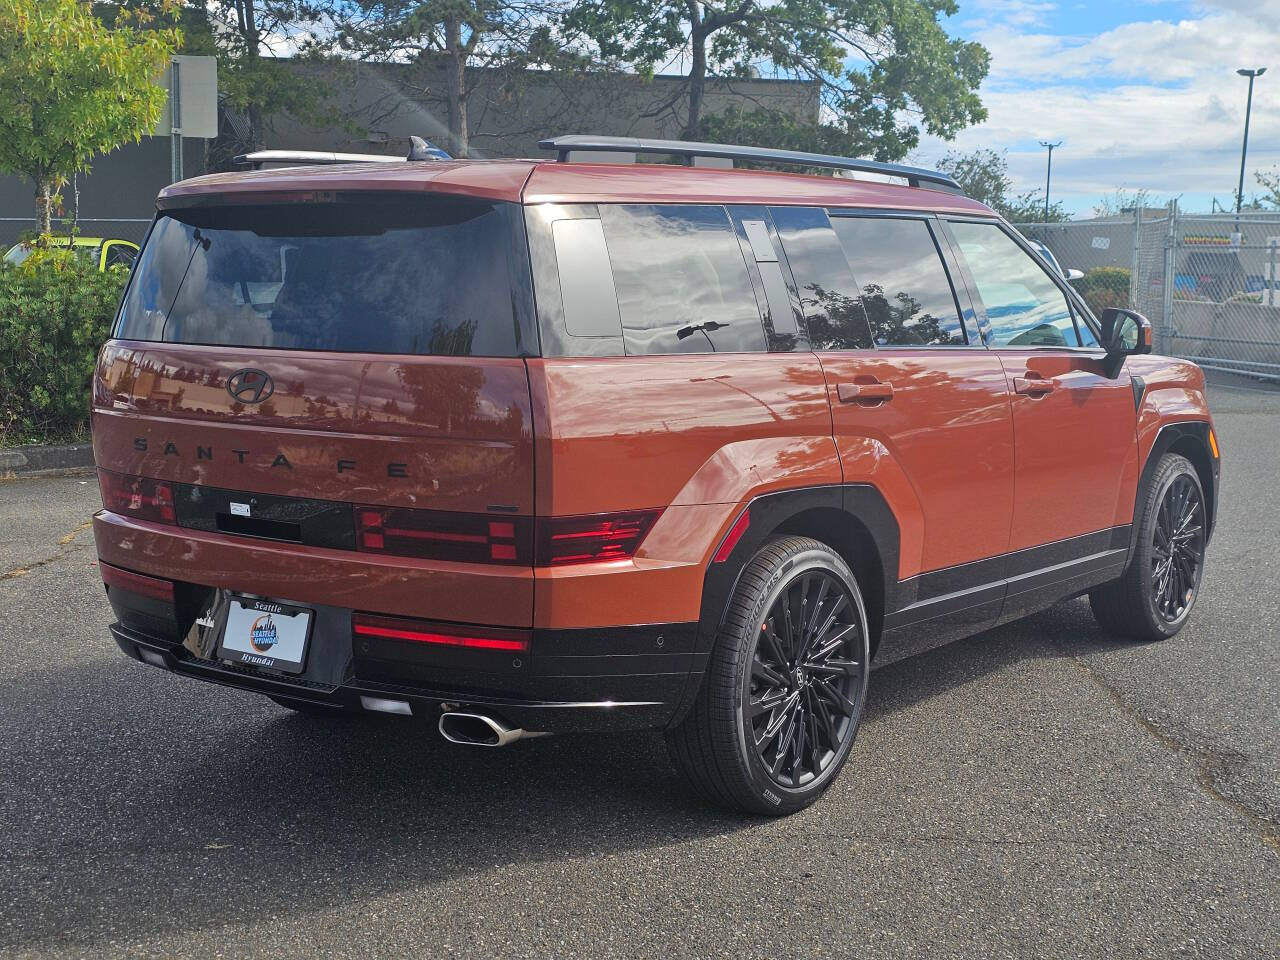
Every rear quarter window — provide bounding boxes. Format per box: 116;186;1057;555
116;196;524;356
598;204;767;355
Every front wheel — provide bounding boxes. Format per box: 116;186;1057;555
1090;452;1207;641
666;536;870;815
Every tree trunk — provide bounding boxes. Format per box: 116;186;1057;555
34;178;53;235
683;30;708;141
239;0;264;149
444;18;469;158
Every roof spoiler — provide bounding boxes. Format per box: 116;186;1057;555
233;137;452;170
537;135;963;194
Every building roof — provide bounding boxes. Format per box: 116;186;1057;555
158;158;996;215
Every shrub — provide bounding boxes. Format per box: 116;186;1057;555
1074;266;1131;317
0;247;128;446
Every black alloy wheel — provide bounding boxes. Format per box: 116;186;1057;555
1090;452;1208;642
1150;473;1205;623
666;536;870;815
747;570;864;788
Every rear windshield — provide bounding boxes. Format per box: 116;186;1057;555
116;196;521;356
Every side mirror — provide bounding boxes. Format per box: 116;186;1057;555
1100;308;1152;377
1065;268;1084;281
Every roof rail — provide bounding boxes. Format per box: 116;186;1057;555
537;135;963;194
232;149;406;170
233;137;452;170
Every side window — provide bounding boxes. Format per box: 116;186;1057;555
830;217;966;347
770;206;873;350
1073;303;1100;347
550;218;622;338
105;242;137;269
598;204;767;355
949;221;1082;348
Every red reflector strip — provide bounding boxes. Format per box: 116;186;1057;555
713;509;750;563
100;562;175;602
352;614;529;652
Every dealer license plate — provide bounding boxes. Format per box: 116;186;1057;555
217;597;313;675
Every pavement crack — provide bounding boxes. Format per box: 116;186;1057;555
1;520;93;582
1068;653;1280;855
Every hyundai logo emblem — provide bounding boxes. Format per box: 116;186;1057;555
226;368;274;405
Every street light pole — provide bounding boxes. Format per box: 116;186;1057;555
1039;140;1062;221
1236;67;1266;214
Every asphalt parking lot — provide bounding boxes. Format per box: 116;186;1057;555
2;377;1278;959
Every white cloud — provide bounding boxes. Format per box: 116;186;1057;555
917;1;1280;213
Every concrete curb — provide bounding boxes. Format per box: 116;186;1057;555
0;442;95;480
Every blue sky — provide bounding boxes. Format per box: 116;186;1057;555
910;0;1280;217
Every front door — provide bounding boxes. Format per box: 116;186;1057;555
945;219;1139;617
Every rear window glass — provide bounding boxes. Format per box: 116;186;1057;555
116;197;521;356
598;204;766;355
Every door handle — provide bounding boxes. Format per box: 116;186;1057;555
1013;375;1055;396
837;381;894;403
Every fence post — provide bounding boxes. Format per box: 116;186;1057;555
1129;206;1142;309
1161;199;1178;349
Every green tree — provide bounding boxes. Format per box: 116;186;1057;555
1092;187;1160;218
937;148;1069;222
565;0;988;158
1255;167;1280;210
0;0;178;233
98;0;349;163
329;0;582;158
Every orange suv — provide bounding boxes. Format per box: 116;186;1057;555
93;136;1219;814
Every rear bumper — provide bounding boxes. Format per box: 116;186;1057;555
107;604;696;734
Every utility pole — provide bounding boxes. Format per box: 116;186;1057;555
1236;67;1266;214
1039;140;1062;221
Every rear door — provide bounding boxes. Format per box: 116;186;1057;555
94;192;538;627
944;219;1139;555
772;207;1016;636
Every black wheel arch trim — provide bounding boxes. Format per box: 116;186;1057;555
665;484;900;728
694;484;900;655
1131;421;1219;560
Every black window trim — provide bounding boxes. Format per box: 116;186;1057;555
823;207;982;350
942;214;1105;353
727;205;805;353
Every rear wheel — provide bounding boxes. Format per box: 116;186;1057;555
1090;453;1207;641
666;536;870;815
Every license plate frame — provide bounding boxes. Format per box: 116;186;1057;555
216;596;314;675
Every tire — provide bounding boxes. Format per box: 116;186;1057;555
1089;453;1207;642
666;536;871;815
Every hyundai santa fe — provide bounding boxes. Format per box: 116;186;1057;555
92;135;1219;814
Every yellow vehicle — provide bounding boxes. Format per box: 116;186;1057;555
3;236;139;270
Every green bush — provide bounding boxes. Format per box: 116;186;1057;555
0;247;128;446
1073;266;1131;317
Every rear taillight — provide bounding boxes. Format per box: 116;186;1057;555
100;561;175;602
97;469;176;525
354;506;533;565
536;510;662;566
352;613;530;652
355;505;662;566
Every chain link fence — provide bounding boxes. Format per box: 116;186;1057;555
0;217;152;251
1018;210;1280;383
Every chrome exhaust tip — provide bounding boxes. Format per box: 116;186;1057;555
438;711;541;747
